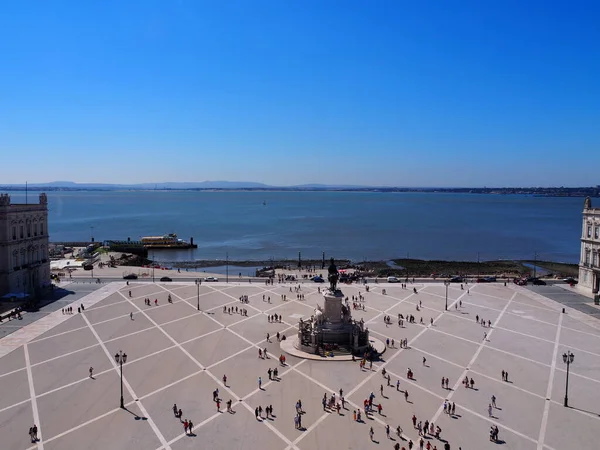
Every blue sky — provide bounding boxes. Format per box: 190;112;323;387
1;1;599;187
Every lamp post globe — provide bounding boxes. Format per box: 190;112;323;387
444;280;450;311
115;351;127;408
562;351;574;407
196;279;200;310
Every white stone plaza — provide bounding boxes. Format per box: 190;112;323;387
1;280;600;450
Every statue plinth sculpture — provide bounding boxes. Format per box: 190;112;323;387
293;257;370;357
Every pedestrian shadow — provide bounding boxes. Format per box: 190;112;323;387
379;413;387;417
187;433;197;437
406;400;413;404
423;364;430;368
492;439;506;444
371;439;380;444
451;414;461;419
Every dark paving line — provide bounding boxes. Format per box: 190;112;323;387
525;286;600;320
0;284;103;339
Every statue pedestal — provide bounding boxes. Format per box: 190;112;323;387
323;289;344;324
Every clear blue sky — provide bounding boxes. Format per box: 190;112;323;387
1;1;599;187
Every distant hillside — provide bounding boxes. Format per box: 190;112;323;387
0;182;598;197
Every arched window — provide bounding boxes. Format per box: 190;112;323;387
13;252;18;268
40;221;44;235
26;220;31;238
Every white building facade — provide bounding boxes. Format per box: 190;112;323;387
579;197;600;303
0;193;51;299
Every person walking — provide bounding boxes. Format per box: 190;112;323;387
491;395;496;408
130;312;133;320
488;403;493;417
89;366;93;378
188;420;193;435
369;426;374;441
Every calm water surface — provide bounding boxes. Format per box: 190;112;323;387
8;191;584;263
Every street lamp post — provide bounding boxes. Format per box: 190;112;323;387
444;280;450;311
563;351;575;407
152;250;155;283
114;350;127;409
195;279;200;311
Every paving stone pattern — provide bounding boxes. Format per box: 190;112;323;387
1;280;600;450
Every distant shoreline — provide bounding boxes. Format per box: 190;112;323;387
164;258;579;278
2;186;599;197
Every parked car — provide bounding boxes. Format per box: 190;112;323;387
477;276;496;283
312;276;324;283
204;276;218;282
123;273;138;280
532;279;546;285
450;276;463;283
160;276;172;282
563;277;578;284
387;276;399;283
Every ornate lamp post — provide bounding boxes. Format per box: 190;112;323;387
114;350;127;408
444;280;450;311
563;351;574;407
195;278;201;311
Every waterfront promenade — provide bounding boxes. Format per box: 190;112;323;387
1;281;599;449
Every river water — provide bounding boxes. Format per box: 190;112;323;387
7;190;585;263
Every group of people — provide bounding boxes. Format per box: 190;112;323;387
28;424;39;443
172;403;194;435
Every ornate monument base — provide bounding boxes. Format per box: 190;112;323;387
292;287;373;358
281;257;383;360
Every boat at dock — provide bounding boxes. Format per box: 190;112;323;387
140;234;197;249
